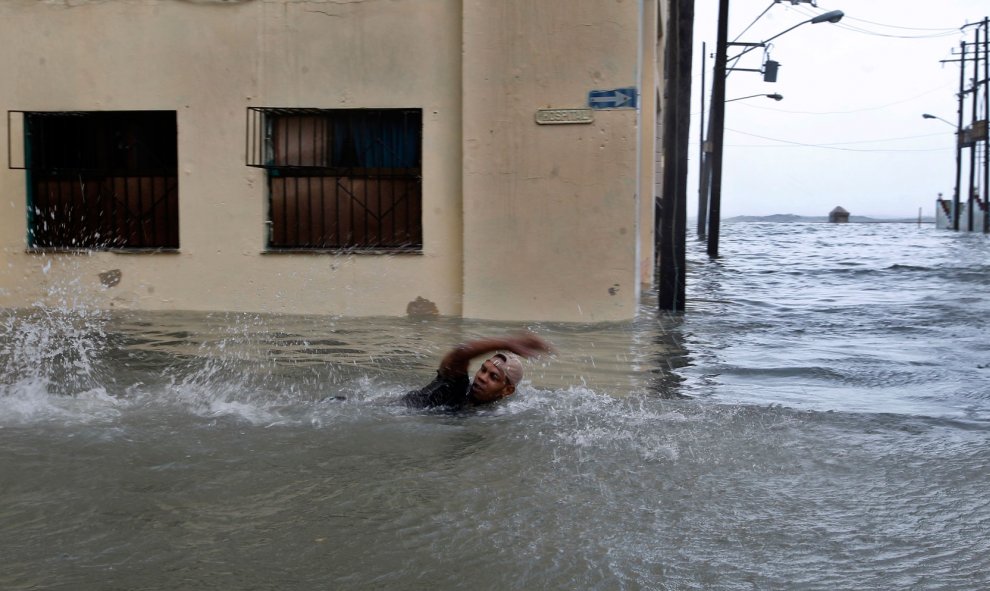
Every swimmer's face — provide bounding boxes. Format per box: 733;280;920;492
469;358;516;403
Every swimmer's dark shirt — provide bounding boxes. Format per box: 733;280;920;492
403;371;475;409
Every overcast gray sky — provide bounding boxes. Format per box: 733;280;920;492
689;0;988;218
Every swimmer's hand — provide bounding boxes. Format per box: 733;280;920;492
439;332;554;376
501;332;554;359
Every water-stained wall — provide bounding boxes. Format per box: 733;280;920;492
0;0;662;322
461;0;648;322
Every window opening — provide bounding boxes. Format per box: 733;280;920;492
247;108;422;251
10;110;179;250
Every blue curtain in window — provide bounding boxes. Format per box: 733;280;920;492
332;111;419;168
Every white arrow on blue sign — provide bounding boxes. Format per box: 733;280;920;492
588;87;638;109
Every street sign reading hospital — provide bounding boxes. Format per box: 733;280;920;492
535;108;594;125
588;87;638;109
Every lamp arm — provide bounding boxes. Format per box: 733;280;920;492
726;21;804;63
724;9;843;64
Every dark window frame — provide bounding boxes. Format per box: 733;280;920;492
9;110;179;251
246;107;423;252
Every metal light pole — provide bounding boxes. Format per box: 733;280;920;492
698;42;708;239
697;0;825;243
706;8;844;258
706;0;730;258
955;41;965;231
923;112;962;230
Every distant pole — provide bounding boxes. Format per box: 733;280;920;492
706;0;730;258
983;18;989;234
697;42;708;239
968;30;979;232
953;41;965;231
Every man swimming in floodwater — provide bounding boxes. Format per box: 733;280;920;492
403;333;553;409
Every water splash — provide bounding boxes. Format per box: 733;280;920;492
1;306;107;395
0;284;116;425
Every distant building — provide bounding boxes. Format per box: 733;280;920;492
829;207;850;223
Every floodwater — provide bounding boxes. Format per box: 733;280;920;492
2;222;988;590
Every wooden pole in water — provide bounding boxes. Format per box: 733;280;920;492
983;18;989;234
657;0;693;311
953;41;965;231
706;0;730;258
968;31;979;232
697;42;709;239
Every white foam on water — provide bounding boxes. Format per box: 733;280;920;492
1;285;118;426
195;397;281;425
0;378;125;427
490;384;703;465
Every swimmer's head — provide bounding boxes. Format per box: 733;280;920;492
491;352;523;385
469;352;523;403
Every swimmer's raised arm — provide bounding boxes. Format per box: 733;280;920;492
403;332;554;408
439;332;553;378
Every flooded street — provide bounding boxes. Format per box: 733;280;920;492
2;223;989;590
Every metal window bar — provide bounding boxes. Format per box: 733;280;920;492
246;107;422;250
11;111;179;250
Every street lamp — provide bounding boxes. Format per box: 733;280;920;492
726;93;784;103
922;113;956;128
703;4;844;258
727;10;845;64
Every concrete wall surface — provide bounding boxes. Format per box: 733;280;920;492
462;0;651;321
0;0;662;322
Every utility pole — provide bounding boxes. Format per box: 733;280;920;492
954;41;965;231
704;5;843;254
656;0;694;311
697;42;708;239
968;29;979;232
944;20;990;233
984;18;989;234
706;0;730;258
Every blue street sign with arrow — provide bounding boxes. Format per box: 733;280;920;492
588;87;638;109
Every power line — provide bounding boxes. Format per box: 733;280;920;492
807;4;967;39
831;23;961;40
724;142;950;152
724;127;954;152
731;1;774;43
829;15;961;33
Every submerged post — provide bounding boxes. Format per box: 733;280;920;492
983;18;989;234
953;41;965;231
968;31;979;232
706;0;730;258
656;0;694;311
697;42;708;239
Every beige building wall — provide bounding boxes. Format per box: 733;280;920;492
462;0;646;322
641;0;664;291
0;0;463;317
0;0;664;322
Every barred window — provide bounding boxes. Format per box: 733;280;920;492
247;108;423;251
10;111;179;250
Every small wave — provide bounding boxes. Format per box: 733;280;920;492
888;264;932;272
721;365;847;382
